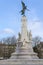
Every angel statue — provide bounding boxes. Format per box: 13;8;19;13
20;1;29;16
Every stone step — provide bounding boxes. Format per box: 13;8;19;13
0;62;43;65
0;59;43;65
7;59;43;63
0;64;43;65
10;56;38;59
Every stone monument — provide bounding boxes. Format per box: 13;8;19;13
10;15;38;59
0;1;43;65
10;1;38;59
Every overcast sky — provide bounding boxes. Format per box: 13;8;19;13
0;0;43;40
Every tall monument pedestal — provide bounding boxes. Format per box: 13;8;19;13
10;16;38;59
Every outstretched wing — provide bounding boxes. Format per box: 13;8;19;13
21;1;25;8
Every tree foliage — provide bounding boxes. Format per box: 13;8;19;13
32;36;41;47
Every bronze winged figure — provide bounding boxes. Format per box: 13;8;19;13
20;1;29;16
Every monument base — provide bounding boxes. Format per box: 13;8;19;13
10;41;38;59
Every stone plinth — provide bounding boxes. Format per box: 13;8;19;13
10;41;38;59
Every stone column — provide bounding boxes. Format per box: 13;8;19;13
21;16;29;44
